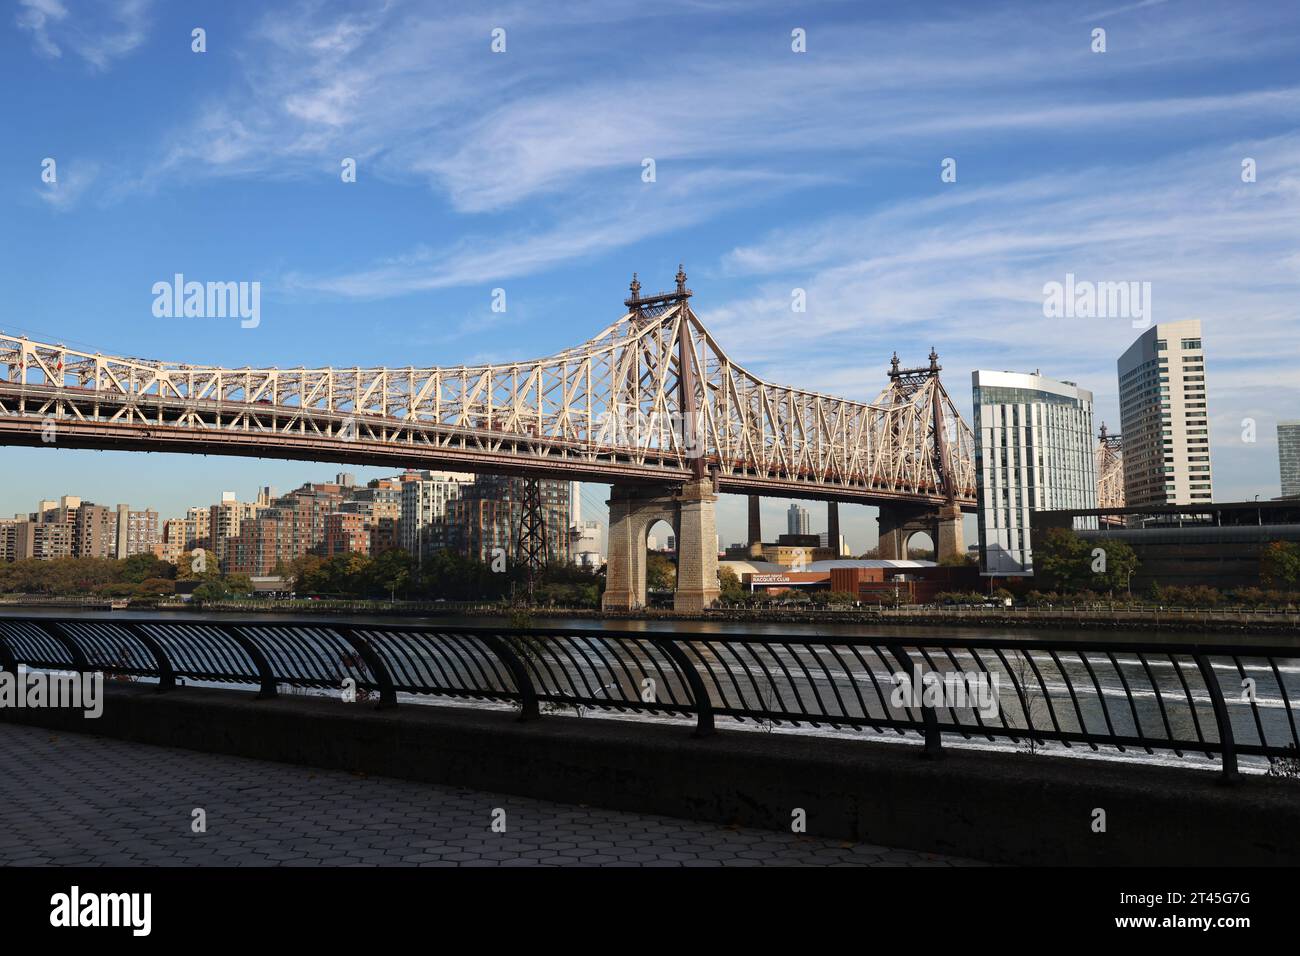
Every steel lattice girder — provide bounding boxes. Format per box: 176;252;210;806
0;304;975;506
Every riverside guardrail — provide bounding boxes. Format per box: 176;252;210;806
1;616;1297;781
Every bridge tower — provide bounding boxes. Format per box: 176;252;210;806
603;267;719;613
876;349;965;562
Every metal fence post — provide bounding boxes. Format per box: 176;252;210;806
339;628;397;709
41;621;90;672
1194;654;1241;784
652;637;715;738
888;645;942;757
122;623;175;693
221;626;278;699
480;634;540;721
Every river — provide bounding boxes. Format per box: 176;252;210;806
2;606;1295;647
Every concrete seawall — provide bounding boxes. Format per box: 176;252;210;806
4;684;1297;866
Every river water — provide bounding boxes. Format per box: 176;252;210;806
5;606;1295;646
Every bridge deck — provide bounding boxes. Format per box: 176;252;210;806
0;724;982;867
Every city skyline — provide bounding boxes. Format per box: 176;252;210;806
1;469;577;571
0;318;1285;558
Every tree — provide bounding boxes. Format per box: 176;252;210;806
646;552;676;591
365;548;414;599
1091;538;1138;593
191;580;232;603
415;548;511;602
120;552;174;584
718;566;745;602
176;549;220;582
1261;541;1300;590
276;554;323;592
1034;528;1136;594
224;573;254;596
1033;528;1090;591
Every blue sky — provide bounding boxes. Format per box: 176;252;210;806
2;0;1299;552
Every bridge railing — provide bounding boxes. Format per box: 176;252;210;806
1;616;1297;781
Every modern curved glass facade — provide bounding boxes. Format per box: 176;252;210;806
973;370;1098;575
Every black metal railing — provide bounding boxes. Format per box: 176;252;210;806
2;616;1298;781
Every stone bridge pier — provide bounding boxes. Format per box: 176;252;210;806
877;502;964;562
603;478;719;613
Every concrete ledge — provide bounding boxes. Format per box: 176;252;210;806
3;684;1297;865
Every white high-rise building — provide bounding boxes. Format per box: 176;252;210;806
1117;320;1213;507
1279;421;1300;498
567;482;603;569
818;531;848;556
972;370;1097;575
786;503;811;536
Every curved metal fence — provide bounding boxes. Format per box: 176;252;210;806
1;616;1298;781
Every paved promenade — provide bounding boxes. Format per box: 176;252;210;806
0;724;982;867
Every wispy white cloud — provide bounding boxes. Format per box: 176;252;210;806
131;0;1300;210
285;167;818;298
16;0;65;59
16;0;153;70
36;159;100;211
1075;0;1171;23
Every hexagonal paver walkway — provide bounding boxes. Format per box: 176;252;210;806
0;724;984;866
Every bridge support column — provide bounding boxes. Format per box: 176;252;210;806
602;480;719;612
936;502;964;563
827;502;841;557
878;503;965;562
674;478;720;613
876;504;931;560
747;495;764;558
602;486;646;611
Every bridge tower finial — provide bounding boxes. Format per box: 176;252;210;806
675;263;687;295
629;272;641;300
889;351;900;378
929;347;940;373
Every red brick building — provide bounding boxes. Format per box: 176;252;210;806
325;512;370;556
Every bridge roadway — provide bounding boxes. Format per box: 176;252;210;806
0;724;982;867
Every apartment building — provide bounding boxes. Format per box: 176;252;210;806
1117;320;1213;506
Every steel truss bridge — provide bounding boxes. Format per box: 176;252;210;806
0;270;975;508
